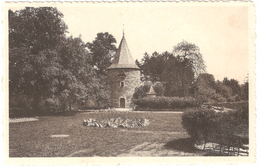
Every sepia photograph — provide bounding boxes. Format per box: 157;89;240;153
2;1;256;165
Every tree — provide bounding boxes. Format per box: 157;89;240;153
223;77;241;97
9;7;68;112
241;75;249;101
9;7;67;53
9;8;110;113
172;41;206;97
193;73;217;103
162;55;195;97
136;50;195;97
87;32;117;76
173;41;206;78
136;51;170;82
40;36;110;111
215;80;233;100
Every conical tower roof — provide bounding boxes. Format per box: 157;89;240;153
107;35;139;70
147;85;156;95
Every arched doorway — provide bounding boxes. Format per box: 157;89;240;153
120;98;125;108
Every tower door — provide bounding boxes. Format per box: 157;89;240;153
120;98;125;108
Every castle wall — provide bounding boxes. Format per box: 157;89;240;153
107;69;140;108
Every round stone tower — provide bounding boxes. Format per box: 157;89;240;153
107;34;140;108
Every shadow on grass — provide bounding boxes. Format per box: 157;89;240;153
164;137;202;153
9;109;78;118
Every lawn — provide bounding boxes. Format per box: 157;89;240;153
209;101;248;109
9;111;203;157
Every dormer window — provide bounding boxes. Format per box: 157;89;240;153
118;71;126;78
120;81;124;87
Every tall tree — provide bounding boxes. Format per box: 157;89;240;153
9;7;68;111
87;32;117;76
193;73;217;102
215;80;233;100
223;77;241;96
136;51;170;82
172;41;206;97
162;55;195;97
173;41;206;78
44;36;109;111
9;7;67;53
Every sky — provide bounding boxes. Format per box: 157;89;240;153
9;2;251;84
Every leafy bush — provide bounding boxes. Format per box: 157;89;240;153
212;93;227;102
9;94;33;110
153;82;164;96
9;94;34;118
182;108;216;143
133;96;200;110
85;99;96;109
133;82;165;100
44;97;62;112
182;107;248;145
132;85;151;100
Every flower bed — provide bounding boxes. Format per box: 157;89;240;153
83;117;149;128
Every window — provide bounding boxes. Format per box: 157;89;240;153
120;81;124;87
118;71;126;78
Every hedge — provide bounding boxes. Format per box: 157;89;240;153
182;106;248;145
133;96;200;109
182;108;217;144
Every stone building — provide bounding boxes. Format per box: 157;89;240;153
107;34;140;108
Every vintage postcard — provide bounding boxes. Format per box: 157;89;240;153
2;1;256;165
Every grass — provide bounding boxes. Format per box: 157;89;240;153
209;101;248;109
9;111;191;157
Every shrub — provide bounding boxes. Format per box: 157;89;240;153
133;96;200;110
85;99;96;109
9;94;34;118
182;107;249;145
182;108;216;143
133;85;151;99
153;82;164;96
212;93;227;102
9;94;33;110
133;82;165;100
44;97;61;112
240;103;249;121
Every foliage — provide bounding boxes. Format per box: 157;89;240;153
9;7;110;113
9;93;33;110
85;99;96;109
136;51;196;97
163;55;195;97
137;41;206;97
182;106;248;145
9;7;68;111
223;77;241;97
133;96;200;110
9;7;67;54
215;80;233;100
241;81;249;101
132;81;164;100
173;41;206;78
211;93;227;102
153;81;164;96
193;73;218;103
182;108;216;143
87;32;117;76
136;51;170;82
133;85;151;100
44;97;61;112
